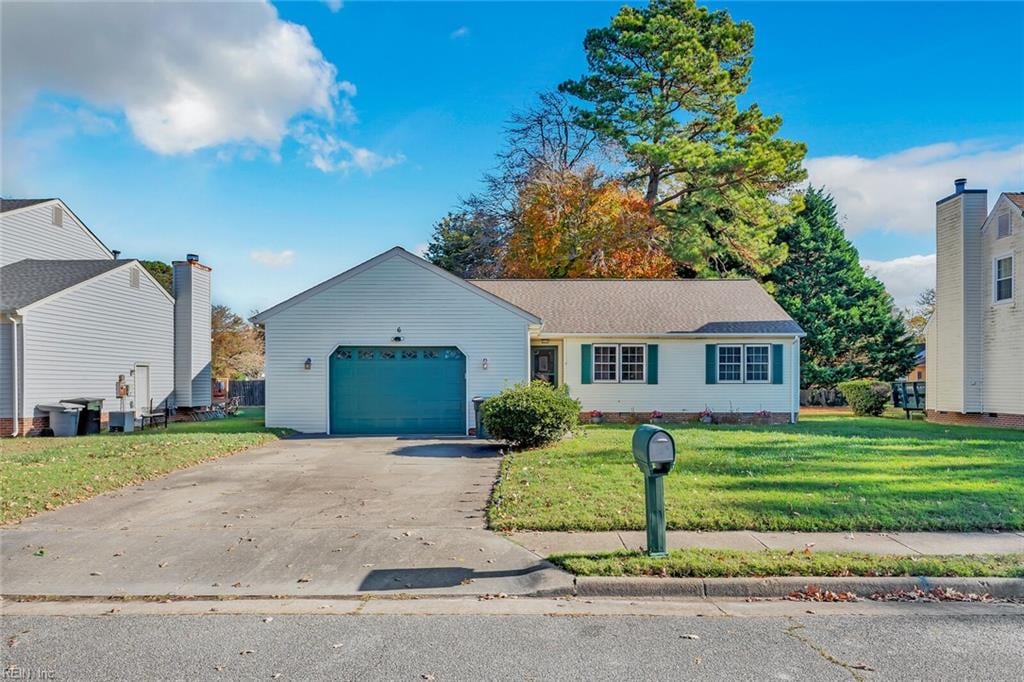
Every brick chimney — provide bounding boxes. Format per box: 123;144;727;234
173;255;212;408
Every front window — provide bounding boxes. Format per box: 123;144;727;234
995;256;1013;302
593;345;618;382
745;344;770;383
717;345;742;382
620;345;646;382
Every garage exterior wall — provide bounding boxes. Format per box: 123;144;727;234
20;262;174;419
262;254;531;433
560;336;799;417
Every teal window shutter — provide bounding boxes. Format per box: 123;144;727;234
771;344;784;385
581;344;592;384
705;344;717;384
647;344;658;384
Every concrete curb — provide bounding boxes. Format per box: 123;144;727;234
574;576;1024;600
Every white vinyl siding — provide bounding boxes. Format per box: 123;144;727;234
261;253;531;433
19;263;174;418
0;202;111;266
979;195;1024;415
567;336;796;415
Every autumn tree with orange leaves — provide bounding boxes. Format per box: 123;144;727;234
504;167;675;278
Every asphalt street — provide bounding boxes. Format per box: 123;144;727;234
3;601;1023;681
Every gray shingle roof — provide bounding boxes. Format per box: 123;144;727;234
0;259;125;311
0;198;55;213
468;279;803;336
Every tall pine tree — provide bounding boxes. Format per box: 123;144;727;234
767;188;916;388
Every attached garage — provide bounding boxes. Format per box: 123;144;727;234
251;248;539;435
329;346;466;435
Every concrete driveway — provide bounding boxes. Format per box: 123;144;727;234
0;437;572;598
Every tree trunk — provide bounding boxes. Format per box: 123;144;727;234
644;168;660;208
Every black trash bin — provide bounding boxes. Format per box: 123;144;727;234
62;397;105;435
472;396;489;439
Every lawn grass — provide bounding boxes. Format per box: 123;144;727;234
549;548;1024;578
489;415;1024;533
0;408;287;524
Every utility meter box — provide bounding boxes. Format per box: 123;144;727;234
632;424;676;476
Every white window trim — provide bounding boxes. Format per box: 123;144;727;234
744;343;772;384
993;253;1014;304
716;344;743;384
592;343;619;383
619;343;647;383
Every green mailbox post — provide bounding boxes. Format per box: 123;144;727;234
632;424;677;557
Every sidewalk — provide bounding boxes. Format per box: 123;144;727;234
506;530;1024;557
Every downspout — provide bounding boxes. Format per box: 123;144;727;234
7;314;20;436
790;336;800;424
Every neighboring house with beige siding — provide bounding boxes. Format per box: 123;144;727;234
253;247;803;435
925;181;1024;428
0;198;212;435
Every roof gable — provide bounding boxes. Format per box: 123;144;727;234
251;247;541;324
1;259;130;312
0;198;113;261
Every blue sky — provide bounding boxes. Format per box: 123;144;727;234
3;1;1023;312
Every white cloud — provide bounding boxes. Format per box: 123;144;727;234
805;141;1024;235
450;26;470;39
862;254;936;310
411;243;430;258
1;1;355;158
324;0;344;12
250;249;296;268
293;123;404;175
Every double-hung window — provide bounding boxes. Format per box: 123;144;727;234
593;344;618;382
718;344;771;383
590;344;646;383
717;345;742;383
994;255;1014;302
620;344;646;383
744;344;770;382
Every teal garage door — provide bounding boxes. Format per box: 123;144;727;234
329;346;466;435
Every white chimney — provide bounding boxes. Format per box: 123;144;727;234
173;255;212;408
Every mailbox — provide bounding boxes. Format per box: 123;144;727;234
631;424;676;557
632;424;676;476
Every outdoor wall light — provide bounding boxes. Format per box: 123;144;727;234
304;358;312;370
482;358;489;370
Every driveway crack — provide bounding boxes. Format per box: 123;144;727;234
783;619;875;681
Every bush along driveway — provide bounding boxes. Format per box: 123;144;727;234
1;408;288;524
489;415;1024;533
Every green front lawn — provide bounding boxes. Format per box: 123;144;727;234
1;408;287;524
550;548;1024;578
489;416;1024;532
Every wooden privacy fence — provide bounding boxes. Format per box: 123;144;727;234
229;380;265;406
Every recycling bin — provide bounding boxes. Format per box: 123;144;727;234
37;404;83;437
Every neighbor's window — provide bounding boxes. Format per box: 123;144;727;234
717;345;742;382
995;256;1014;302
593;344;618;382
997;213;1012;239
744;344;770;383
620;344;646;382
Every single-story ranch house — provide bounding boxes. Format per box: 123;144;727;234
1;198;212;436
252;247;804;435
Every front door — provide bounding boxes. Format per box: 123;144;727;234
134;364;151;416
531;346;558;385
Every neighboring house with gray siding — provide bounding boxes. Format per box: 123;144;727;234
253;247;803;435
925;180;1023;428
0;198;212;435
